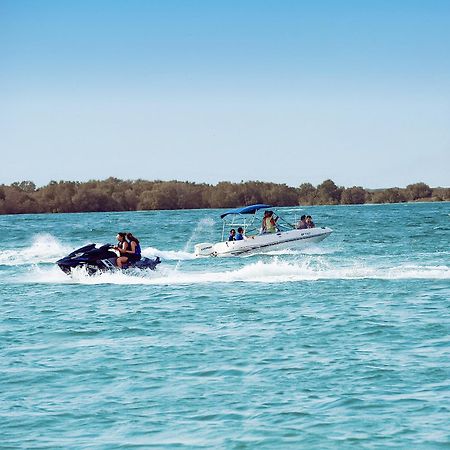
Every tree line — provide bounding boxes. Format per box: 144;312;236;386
0;178;448;215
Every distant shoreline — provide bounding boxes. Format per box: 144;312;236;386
1;178;449;215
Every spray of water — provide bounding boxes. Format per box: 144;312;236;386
174;217;215;269
22;256;450;286
141;246;196;261
4;233;449;286
0;234;71;265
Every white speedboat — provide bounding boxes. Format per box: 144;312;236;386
194;204;332;257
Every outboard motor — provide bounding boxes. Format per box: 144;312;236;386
194;242;215;257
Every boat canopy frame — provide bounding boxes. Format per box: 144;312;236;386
219;204;273;241
220;204;272;219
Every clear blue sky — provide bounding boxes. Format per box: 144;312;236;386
1;0;449;188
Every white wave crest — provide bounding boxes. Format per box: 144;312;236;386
0;234;71;266
0;234;197;266
23;258;450;285
142;246;196;261
256;245;336;257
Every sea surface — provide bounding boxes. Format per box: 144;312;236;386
1;202;449;449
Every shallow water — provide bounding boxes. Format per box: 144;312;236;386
1;203;449;448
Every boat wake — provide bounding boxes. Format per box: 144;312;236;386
4;234;449;285
0;234;72;266
142;246;196;261
22;257;450;285
0;234;196;266
254;245;336;257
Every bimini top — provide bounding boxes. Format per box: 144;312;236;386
220;204;272;219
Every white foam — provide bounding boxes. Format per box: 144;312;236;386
142;217;215;261
0;233;198;266
0;234;72;266
142;246;196;260
257;245;336;257
22;258;450;285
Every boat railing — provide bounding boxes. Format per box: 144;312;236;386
220;214;257;241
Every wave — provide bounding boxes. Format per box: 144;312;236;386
142;246;196;261
0;234;72;266
5;233;449;285
22;258;450;285
0;234;197;266
255;245;336;257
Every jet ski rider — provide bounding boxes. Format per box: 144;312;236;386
125;233;142;262
114;232;142;268
114;232;130;268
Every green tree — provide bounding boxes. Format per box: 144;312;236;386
372;188;406;204
0;178;447;215
341;186;366;204
405;182;432;201
316;179;343;205
298;183;317;205
11;180;36;192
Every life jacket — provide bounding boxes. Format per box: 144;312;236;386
129;241;141;255
264;216;276;232
117;240;127;250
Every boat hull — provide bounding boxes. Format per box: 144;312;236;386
195;227;332;257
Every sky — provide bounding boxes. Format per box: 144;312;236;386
1;0;449;188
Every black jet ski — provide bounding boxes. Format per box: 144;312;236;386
56;243;161;275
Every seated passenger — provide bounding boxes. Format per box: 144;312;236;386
306;215;315;228
114;232;129;268
296;215;307;229
235;227;244;240
261;210;278;233
125;232;142;262
228;229;236;241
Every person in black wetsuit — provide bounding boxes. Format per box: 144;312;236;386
125;233;142;262
114;232;129;268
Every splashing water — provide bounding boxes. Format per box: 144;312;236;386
23;255;450;286
141;246;196;261
174;217;215;269
0;233;71;265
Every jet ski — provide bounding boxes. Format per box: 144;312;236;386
56;243;161;275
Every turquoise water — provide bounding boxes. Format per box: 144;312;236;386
1;202;449;448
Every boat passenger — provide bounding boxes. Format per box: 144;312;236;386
235;227;244;240
261;210;278;233
114;232;129;268
228;229;236;241
306;215;315;228
296;215;307;229
125;233;142;262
